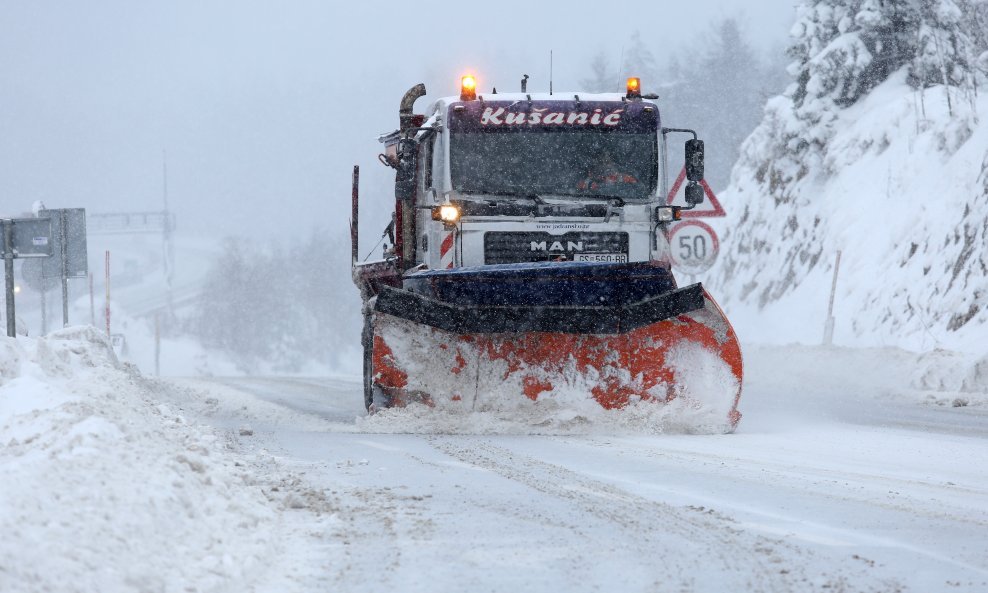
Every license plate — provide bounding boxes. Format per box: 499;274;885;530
574;253;628;263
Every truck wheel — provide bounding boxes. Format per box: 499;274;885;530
361;312;374;411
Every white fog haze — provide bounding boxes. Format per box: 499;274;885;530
2;1;987;592
1;0;795;237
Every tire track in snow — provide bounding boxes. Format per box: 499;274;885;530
607;441;988;530
430;437;904;593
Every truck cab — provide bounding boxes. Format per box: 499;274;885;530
373;77;702;276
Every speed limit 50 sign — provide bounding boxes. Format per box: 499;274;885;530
669;220;719;275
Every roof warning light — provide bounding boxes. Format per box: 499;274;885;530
626;77;641;99
460;75;477;101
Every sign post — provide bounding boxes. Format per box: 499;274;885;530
59;210;69;327
38;208;88;329
1;217;54;337
3;220;14;337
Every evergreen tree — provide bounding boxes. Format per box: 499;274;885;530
909;0;978;114
788;1;874;112
582;51;615;93
620;31;660;87
661;18;776;189
190;230;360;373
784;0;980;153
971;0;988;79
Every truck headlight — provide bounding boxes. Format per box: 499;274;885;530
432;203;461;223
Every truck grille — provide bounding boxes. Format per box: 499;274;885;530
484;232;629;265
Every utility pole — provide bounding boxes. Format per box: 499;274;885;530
162;150;175;324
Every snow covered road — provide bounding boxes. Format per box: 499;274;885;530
175;346;988;593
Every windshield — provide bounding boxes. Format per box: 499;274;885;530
451;131;657;200
447;100;659;201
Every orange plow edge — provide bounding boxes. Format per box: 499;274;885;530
368;284;742;433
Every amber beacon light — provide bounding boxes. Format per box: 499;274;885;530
460;75;477;101
626;77;641;98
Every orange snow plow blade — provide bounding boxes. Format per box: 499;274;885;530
367;265;742;433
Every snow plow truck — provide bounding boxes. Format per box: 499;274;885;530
351;75;743;432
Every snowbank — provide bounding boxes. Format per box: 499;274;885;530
0;328;333;593
743;343;988;410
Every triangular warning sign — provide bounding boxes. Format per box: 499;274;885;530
666;168;726;218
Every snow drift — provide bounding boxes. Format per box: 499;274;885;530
0;328;330;593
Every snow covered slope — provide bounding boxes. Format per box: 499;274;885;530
705;0;988;353
711;72;988;352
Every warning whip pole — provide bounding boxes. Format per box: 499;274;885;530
823;250;842;345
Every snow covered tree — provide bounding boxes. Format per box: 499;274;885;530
971;0;988;79
780;0;979;156
191;230;360;373
582;51;615;93
661;18;773;189
910;0;973;86
193;239;276;368
619;31;660;87
786;0;883;151
909;0;978;114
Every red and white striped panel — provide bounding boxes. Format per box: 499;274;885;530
439;230;455;269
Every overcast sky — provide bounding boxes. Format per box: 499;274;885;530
0;1;798;242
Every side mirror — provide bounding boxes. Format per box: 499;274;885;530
395;139;417;201
685;181;704;207
395;158;416;201
685;139;704;182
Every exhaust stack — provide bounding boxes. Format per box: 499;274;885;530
399;83;427;132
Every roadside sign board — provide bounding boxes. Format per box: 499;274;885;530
20;259;59;292
669;220;719;275
666;168;726;218
0;218;53;258
40;208;88;278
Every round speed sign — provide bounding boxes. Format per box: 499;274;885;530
668;220;720;275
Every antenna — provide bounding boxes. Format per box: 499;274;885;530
550;50;554;95
618;45;625;89
521;74;529;93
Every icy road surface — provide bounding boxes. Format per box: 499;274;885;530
178;346;988;593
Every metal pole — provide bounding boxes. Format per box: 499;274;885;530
154;312;161;376
823;250;842;346
3;219;15;338
89;272;95;326
104;251;111;337
40;287;47;335
351;165;359;264
162;151;175;324
60;210;69;327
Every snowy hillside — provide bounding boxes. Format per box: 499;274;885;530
710;0;988;353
